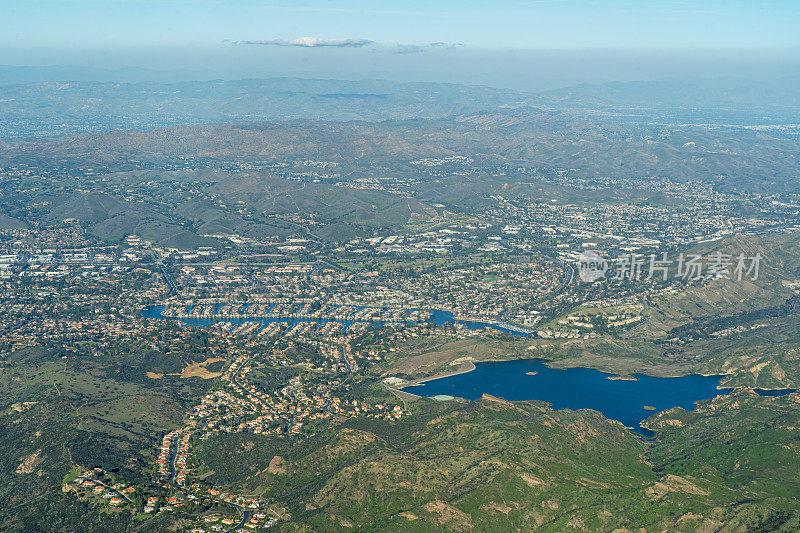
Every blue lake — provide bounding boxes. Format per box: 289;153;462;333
405;359;733;434
142;305;794;434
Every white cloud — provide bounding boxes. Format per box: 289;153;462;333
231;37;373;48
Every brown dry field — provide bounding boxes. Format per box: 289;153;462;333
180;357;224;379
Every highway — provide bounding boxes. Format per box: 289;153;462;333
155;257;178;295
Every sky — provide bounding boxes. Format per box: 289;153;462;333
4;0;799;49
2;0;799;89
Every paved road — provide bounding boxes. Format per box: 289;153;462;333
383;382;412;414
338;344;352;374
164;429;251;531
88;477;135;505
166;434;180;483
231;357;254;389
224;506;251;532
156;259;178;295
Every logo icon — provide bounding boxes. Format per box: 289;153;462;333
578;251;608;282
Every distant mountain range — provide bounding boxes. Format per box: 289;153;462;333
2;106;798;192
1;71;799;244
542;75;800;126
0;76;539;138
1;70;799;139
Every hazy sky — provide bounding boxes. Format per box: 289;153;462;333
5;0;800;49
2;1;799;89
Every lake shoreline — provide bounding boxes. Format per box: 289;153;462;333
402;355;798;392
399;358;735;433
397;362;477;397
145;308;797;392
